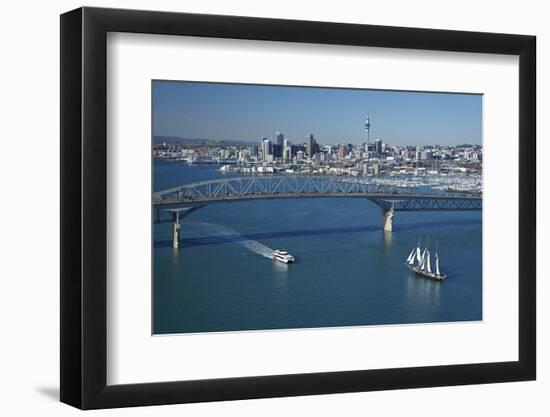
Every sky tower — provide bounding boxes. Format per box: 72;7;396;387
364;114;370;176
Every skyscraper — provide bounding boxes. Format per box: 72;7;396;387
415;146;421;161
272;144;283;158
248;144;258;157
275;131;284;147
306;133;315;158
283;138;292;161
338;144;348;159
374;139;382;157
261;137;272;161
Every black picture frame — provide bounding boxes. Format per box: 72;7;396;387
60;6;536;410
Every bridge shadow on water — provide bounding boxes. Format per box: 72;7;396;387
153;219;481;249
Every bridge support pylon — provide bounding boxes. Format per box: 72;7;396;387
160;206;205;249
172;210;181;249
382;204;394;232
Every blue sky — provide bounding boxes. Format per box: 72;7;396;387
152;81;482;146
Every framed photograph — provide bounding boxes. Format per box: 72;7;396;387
60;7;536;409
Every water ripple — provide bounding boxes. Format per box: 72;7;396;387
154;219;481;248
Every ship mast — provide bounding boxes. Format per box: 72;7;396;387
435;241;441;276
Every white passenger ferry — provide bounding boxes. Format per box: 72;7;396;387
272;249;295;264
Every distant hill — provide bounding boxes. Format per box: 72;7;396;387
153;136;253;146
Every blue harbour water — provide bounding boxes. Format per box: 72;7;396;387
153;158;482;334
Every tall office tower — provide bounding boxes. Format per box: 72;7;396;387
306;133;315;157
415;145;421;161
364;115;371;175
283;139;292;160
276;131;284;147
272;144;283;158
338;144;347;159
374;139;383;157
314;142;320;155
248;144;258;157
261;137;272;161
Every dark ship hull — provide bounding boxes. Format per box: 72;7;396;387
410;265;446;281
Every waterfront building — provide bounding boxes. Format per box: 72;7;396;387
403;149;414;160
420;150;433;160
296;150;305;161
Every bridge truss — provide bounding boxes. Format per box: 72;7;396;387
156;176;425;204
368;195;482;212
153;176;482;238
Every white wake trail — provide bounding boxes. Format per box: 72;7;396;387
195;222;274;259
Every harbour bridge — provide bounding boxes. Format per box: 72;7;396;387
153;176;482;248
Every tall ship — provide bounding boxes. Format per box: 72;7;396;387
406;241;446;280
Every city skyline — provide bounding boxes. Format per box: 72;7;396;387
152;80;482;146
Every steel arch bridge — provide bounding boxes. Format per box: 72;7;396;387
154;175;394;204
153;176;481;247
